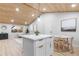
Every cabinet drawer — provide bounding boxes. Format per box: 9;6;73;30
35;44;46;56
35;39;45;47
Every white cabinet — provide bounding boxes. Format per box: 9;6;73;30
45;38;52;56
35;44;46;56
34;37;52;56
22;35;53;56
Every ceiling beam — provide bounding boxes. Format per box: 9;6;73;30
23;3;41;12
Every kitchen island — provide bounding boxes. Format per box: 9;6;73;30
20;34;53;56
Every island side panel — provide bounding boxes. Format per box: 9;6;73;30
23;38;34;56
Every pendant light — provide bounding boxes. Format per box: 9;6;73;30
36;3;41;31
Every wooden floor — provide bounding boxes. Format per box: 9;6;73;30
0;39;22;56
53;47;79;56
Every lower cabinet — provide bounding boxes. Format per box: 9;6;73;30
23;37;52;56
35;44;46;56
34;37;52;56
45;38;52;56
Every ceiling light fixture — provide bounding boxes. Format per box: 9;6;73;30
71;4;76;7
11;19;14;23
37;17;40;22
32;14;35;17
25;21;27;24
43;8;46;11
16;8;19;12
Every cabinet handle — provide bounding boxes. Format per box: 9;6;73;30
39;39;43;41
39;45;43;48
49;37;52;38
50;43;51;48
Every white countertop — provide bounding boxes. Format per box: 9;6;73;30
19;34;52;40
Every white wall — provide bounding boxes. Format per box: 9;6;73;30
29;13;57;34
29;12;79;47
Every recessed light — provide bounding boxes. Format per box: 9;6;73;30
43;8;46;11
25;21;27;24
11;19;14;23
71;4;76;7
16;8;19;12
32;14;35;17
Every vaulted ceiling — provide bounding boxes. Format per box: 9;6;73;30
0;3;79;25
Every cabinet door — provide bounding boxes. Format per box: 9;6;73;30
35;44;46;56
46;38;52;56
